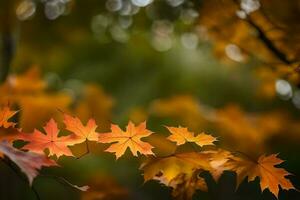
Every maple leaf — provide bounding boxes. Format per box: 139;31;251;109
169;171;207;200
141;152;212;184
207;149;232;181
0;106;18;128
18;118;75;158
225;153;295;198
98;121;154;159
166;126;217;147
63;113;99;144
0;127;23;143
140;152;213;200
0;140;57;185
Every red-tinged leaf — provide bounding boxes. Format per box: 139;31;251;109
0;140;57;185
18;118;76;158
0;127;23;143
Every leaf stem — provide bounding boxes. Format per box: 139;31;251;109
233;150;258;164
190;142;201;152
76;139;90;159
38;174;87;191
231;0;294;65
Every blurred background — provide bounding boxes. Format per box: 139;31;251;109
0;0;300;199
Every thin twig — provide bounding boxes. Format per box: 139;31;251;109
76;139;90;159
232;150;258;164
38;174;87;191
189;142;201;152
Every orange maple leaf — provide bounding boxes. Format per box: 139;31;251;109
166;126;217;147
63;113;99;144
226;154;295;198
98;121;154;159
0;106;18;128
18;118;75;158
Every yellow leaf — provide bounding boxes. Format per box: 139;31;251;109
166;126;216;147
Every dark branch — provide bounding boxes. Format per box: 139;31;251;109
245;17;292;65
0;157;41;200
232;0;294;65
0;0;16;83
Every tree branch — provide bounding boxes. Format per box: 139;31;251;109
232;0;294;65
245;17;292;65
0;0;16;83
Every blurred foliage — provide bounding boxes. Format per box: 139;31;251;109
1;0;300;200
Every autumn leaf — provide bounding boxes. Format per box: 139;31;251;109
0;127;23;144
0;106;18;128
18;118;75;158
63;113;99;144
166;126;216;147
225;153;295;198
98;121;154;159
141;152;212;184
169;171;207;200
0;106;20;143
0;140;57;185
207;149;232;181
140;152;213;200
